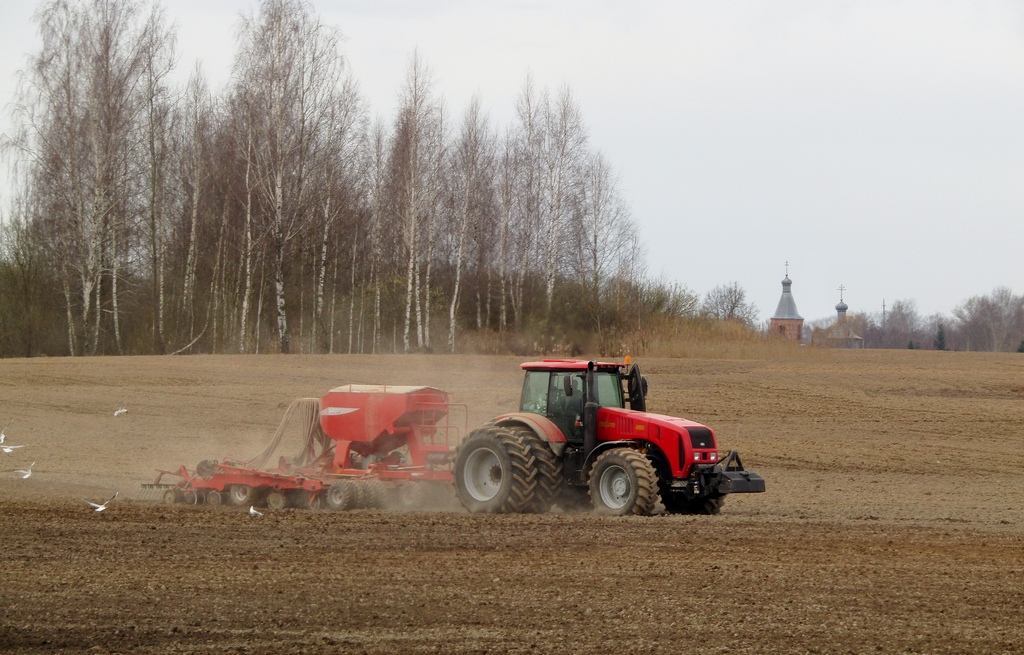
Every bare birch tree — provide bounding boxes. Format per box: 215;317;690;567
10;0;167;355
139;3;177;354
391;52;442;352
447;96;495;352
233;0;346;353
540;85;587;320
572;150;631;337
179;64;213;344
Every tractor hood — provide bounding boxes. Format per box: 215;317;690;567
596;406;719;474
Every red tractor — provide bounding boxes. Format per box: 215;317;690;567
453;358;765;515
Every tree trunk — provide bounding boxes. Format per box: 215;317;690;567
348;240;357;354
314;199;332;353
239;127;255;353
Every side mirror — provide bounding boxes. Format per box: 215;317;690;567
563;375;574;397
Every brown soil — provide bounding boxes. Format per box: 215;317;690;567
1;351;1023;654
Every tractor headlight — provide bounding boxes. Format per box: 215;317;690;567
693;452;700;462
710;452;717;462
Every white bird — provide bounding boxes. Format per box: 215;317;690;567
0;419;11;444
113;403;127;417
85;490;119;512
249;505;263;517
14;462;34;479
1;444;26;454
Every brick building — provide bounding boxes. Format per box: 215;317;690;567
770;271;804;341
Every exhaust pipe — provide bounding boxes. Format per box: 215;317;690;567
583;361;598;458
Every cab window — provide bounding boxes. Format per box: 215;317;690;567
520;371;549;414
594;372;623;408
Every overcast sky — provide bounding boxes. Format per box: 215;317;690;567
2;0;1022;324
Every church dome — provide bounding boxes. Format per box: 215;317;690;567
772;274;802;320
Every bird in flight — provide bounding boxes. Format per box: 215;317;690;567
114;403;127;417
249;505;263;517
85;491;119;512
0;419;11;444
14;462;34;479
1;444;26;454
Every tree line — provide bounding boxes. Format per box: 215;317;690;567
805;287;1024;352
0;0;693;358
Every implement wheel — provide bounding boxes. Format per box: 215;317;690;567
162;489;179;505
266;491;288;510
306;491;323;511
326;482;354;510
206;490;223;506
589;448;658;516
454;426;535;514
229;484;255;506
362;481;384;509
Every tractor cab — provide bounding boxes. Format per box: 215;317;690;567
518;359;642;443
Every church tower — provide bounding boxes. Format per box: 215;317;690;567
770;264;804;341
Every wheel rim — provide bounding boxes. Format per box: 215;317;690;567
230;485;252;505
598;464;632;510
327;484;347;508
463;447;503;502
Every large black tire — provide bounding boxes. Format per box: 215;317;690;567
454;426;536;513
511;427;562;514
589;448;659;516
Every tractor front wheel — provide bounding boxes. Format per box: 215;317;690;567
454;426;535;513
589;448;658;516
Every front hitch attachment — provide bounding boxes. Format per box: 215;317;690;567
714;451;766;494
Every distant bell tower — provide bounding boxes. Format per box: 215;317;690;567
770;262;804;341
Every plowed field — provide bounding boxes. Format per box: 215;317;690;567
1;352;1023;654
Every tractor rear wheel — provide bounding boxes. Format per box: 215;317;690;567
512;428;562;514
589;448;659;516
454;426;535;513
